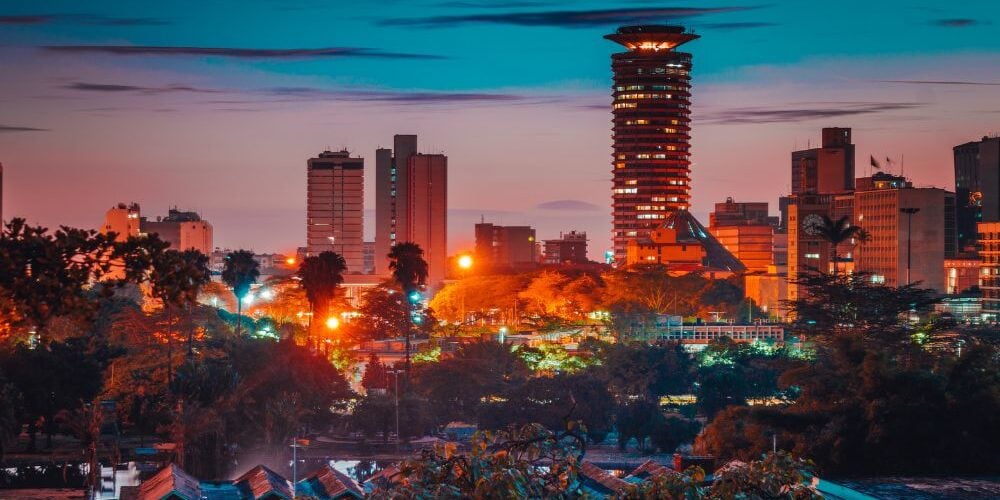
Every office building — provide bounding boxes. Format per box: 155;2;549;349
954;136;1000;253
709;198;775;273
141;208;214;255
605;25;698;264
475;221;538;270
362;241;375;275
374;134;418;275
543;231;589;265
787;194;837;302
944;257;982;295
407;153;448;286
306;150;365;273
745;265;788;320
101;202;142;242
853;176;954;292
791;127;855;196
979;222;1000;321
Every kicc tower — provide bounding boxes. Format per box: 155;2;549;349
605;25;698;264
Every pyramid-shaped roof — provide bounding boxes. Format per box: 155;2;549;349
661;211;747;273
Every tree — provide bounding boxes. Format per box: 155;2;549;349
650;416;701;454
148;249;210;380
387;243;428;376
297;251;347;346
355;285;414;341
221;250;260;337
361;353;391;393
816;215;863;275
0;218;116;342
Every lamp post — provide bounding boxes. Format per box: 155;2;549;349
388;369;401;452
900;207;920;284
457;254;473;326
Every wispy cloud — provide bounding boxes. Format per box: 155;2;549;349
698;21;775;30
380;6;754;28
876;79;1000;86
536;199;601;211
700;102;922;124
65;82;223;94
932;18;979;28
0;124;50;132
0;13;169;26
434;1;552;8
61;80;526;106
43;45;445;60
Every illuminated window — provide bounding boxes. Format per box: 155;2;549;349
625;179;638;185
805;253;820;259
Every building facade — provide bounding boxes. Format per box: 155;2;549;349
944;257;982;295
140;208;213;255
954;136;1000;253
543;231;589;265
980;221;1000;321
306;150;365;273
475;222;538;270
406;153;448;286
101;202;142;242
374;135;418;275
791;127;855;196
854;180;954;292
709;198;775;273
605;25;698;264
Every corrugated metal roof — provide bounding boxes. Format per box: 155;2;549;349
233;465;293;500
297;465;363;499
137;463;201;500
579;460;630;495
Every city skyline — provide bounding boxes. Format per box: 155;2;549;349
2;1;1000;259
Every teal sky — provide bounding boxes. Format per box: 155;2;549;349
2;0;999;258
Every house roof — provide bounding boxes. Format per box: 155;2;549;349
579;461;630;495
138;463;202;500
233;465;293;500
297;464;364;499
626;459;682;482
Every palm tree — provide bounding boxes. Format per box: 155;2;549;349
817;215;864;275
221;250;260;337
297;251;348;347
387;242;428;378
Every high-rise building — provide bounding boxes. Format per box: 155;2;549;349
306;150;365;273
954;136;1000;253
101;202;142;242
979;221;1000;321
375;135;418;275
854;176;954;292
475;222;538;270
362;241;376;275
543;231;589;265
791;128;855;196
407;153;448;286
606;25;698;264
141;208;213;255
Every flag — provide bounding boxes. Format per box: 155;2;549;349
870;155;881;170
885;156;894;166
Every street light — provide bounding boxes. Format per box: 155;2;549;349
325;316;340;330
457;254;473;270
457;254;473;326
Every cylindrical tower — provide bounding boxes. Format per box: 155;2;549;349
605;25;698;264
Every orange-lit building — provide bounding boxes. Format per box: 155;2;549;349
625;211;745;276
853;177;954;292
101;202;142;242
407;153;448;286
791;127;855;196
306;150;365;273
744;265;789;320
709;198;776;273
475;221;537;270
141;208;213;255
980;222;1000;321
944;257;982;295
605;25;698;264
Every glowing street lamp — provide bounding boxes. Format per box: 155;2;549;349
457;254;473;270
286;257;297;266
325;316;340;330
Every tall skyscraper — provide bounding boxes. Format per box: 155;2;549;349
306;150;365;273
954;136;1000;253
605;25;698;264
407;153;448;285
375;135;418;275
791;128;855;196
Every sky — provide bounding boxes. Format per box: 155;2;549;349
2;0;999;260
